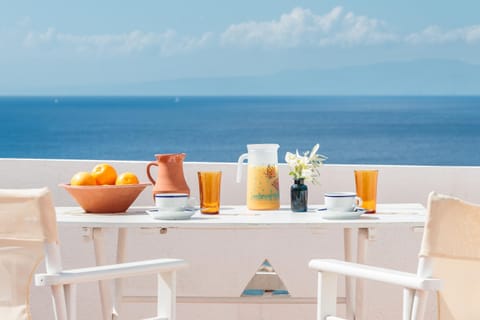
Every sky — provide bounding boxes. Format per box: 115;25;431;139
1;0;480;94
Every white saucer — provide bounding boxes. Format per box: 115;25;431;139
146;208;196;220
318;207;366;220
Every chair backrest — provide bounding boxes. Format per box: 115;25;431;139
420;192;480;320
0;188;58;320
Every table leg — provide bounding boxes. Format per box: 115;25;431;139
355;228;369;320
92;227;114;320
344;228;355;319
112;228;128;319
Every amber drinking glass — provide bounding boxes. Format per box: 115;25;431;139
197;171;222;214
354;170;378;213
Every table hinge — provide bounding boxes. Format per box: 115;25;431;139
412;226;424;233
81;227;93;241
139;227;169;235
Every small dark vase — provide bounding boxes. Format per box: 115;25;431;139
290;178;308;212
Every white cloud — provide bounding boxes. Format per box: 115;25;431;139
330;11;397;45
464;26;480;43
24;27;56;47
14;7;480;57
406;25;480;45
220;7;396;48
16;16;32;28
23;28;213;56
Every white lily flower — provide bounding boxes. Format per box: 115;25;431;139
285;152;296;164
285;144;327;184
302;155;311;165
302;169;313;180
309;144;319;160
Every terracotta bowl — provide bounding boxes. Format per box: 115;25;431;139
60;183;150;213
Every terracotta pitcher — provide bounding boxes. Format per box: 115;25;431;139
146;153;190;196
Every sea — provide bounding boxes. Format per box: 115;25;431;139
1;95;480;166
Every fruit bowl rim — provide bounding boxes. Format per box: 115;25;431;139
59;183;151;189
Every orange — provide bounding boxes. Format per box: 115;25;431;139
91;164;117;185
115;172;139;185
70;171;97;186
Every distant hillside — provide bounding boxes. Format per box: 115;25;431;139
122;59;480;95
9;59;480;95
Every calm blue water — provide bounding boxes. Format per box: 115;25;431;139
1;96;480;165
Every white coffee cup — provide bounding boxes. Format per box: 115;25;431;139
155;193;190;212
324;192;363;212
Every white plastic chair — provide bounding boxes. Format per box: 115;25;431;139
0;187;187;320
310;191;480;320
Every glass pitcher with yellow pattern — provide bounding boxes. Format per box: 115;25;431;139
236;144;280;210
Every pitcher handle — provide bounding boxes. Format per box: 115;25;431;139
146;162;158;184
236;153;248;183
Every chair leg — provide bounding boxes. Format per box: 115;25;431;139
157;271;177;320
65;284;78;320
411;290;428;320
402;288;414;320
51;284;68;320
317;272;338;320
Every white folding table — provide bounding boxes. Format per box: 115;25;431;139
56;204;425;320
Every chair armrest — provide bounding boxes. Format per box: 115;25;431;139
35;258;187;286
309;259;441;291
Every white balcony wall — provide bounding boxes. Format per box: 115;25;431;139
1;158;479;320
